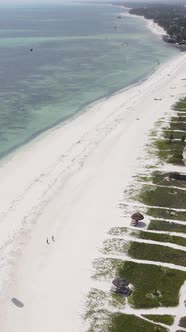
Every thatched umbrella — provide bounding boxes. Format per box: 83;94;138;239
131;212;144;221
112;277;129;288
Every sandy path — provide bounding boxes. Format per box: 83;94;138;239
136;182;186;191
0;51;186;331
101;253;186;272
121;201;186;212
108;235;186;251
125;227;186;239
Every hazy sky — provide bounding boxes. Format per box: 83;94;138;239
0;0;174;4
0;0;152;4
0;0;71;4
0;0;63;3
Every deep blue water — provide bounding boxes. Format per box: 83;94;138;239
0;3;178;157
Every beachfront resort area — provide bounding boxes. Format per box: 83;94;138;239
85;85;186;332
84;2;186;332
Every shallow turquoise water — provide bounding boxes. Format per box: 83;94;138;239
0;4;178;157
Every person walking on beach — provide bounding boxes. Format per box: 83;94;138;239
51;235;55;242
46;238;50;245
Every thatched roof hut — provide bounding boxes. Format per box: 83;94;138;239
131;212;144;221
112;277;129;288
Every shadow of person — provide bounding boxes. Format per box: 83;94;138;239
11;298;24;308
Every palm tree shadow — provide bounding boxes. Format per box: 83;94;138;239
11;298;24;308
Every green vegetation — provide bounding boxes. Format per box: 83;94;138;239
109;313;168;332
153;139;185;164
93;259;186;308
85;288;126;321
170;116;186;122
163;131;186;140
147;171;186;189
139;231;186;247
143;315;174;326
126;3;186;46
135;185;186;209
109;227;186;246
175;100;186;109
134;174;153;183
87;93;186;332
148;219;186;233
177;111;186;116
142;171;186;189
128;241;186;267
169;121;186;132
147;99;186;164
101;237;186;266
179;317;186;328
147;208;186;221
118;261;186;308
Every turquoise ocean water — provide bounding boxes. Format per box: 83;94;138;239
0;3;178;158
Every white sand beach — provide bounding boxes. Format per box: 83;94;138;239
146;18;166;36
122;11;167;36
0;27;186;332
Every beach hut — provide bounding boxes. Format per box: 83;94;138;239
112;277;129;288
131;212;144;226
111;277;131;296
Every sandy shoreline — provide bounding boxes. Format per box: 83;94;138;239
146;18;167;36
121;10;167;37
0;15;186;332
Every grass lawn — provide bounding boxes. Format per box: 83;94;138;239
93;259;186;308
136;185;186;209
153;139;185;164
150;171;186;189
135;174;153;183
163;131;186;140
139;231;186;247
177;111;186;117
152;105;186;164
148;219;186;233
100;235;186;267
109;227;186;247
174;99;186;109
169;121;186;132
128;241;186;267
143;315;174;326
147;208;186;221
118;261;186;308
171;116;186;122
109;314;168;332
